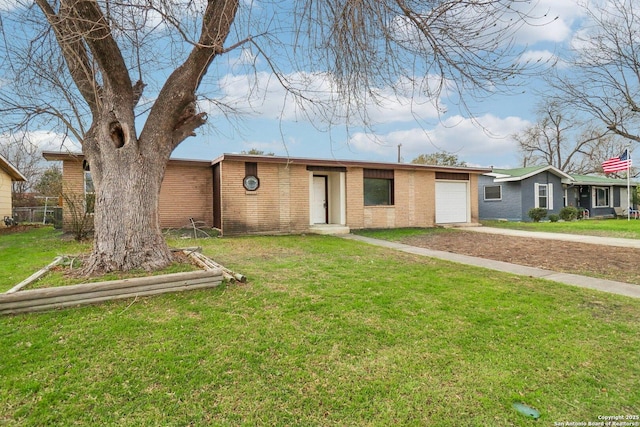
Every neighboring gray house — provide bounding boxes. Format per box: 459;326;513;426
566;174;637;218
479;166;571;221
479;165;637;221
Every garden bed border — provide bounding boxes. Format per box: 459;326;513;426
0;269;224;315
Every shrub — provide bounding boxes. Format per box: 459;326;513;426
62;189;94;241
559;206;578;221
548;214;560;222
528;207;547;222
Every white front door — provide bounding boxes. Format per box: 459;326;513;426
620;187;629;208
312;176;327;224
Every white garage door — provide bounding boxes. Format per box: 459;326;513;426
435;181;469;224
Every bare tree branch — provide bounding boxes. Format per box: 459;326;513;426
550;0;640;146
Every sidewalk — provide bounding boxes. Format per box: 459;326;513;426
340;233;640;299
464;226;640;249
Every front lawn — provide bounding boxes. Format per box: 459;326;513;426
481;218;640;239
1;228;639;425
0;227;91;293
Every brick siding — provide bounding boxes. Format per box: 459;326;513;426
60;158;212;230
57;153;483;235
219;161;310;235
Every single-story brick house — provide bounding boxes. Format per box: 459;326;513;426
0;153;27;227
479;165;637;221
45;151;490;235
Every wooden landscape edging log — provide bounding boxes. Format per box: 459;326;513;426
5;256;64;294
181;248;247;283
0;270;223;315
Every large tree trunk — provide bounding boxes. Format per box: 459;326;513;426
31;0;239;274
81;131;174;275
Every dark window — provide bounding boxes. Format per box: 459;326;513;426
363;169;394;206
84;171;95;214
484;185;502;201
435;172;469;181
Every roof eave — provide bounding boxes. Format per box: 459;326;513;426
43;151;212;167
0;154;27;181
214;153;491;173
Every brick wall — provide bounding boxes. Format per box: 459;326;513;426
159;163;213;228
220;160;310;235
345;167;364;227
61;158;91;231
348;168;437;230
469;174;479;223
217;158;481;234
60;158;212;230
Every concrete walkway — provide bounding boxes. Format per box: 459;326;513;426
340;233;640;299
464;226;640;249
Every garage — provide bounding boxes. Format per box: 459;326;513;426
435;181;469;224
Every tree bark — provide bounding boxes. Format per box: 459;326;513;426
81;132;174;274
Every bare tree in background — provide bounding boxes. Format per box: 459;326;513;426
514;100;626;174
0;0;552;274
0;135;42;195
550;0;640;147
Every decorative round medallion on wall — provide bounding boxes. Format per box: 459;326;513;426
243;175;260;191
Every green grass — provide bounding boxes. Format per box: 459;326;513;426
481;218;640;239
1;229;640;425
0;227;91;293
0;227;195;291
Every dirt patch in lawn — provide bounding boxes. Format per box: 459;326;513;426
400;230;640;285
0;224;44;235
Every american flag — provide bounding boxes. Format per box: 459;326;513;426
602;149;632;173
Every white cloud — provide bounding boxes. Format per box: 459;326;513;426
509;0;582;45
204;71;442;126
2;130;81;153
517;49;558;66
348;114;531;167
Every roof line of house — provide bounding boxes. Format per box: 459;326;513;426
212;153;492;173
486;165;637;186
0;153;27;181
42;151;212;167
42;151;493;173
488;165;574;183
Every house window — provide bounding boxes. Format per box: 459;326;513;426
593;186;611;208
538;184;548;208
534;183;553;210
363;169;394;206
84;171;95;214
484;185;502;201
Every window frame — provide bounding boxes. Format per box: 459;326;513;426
593;186;611;208
483;185;502;201
84;171;95;214
534;183;554;210
538;184;548;209
363;169;394;206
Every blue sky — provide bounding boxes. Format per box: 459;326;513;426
2;0;589;169
168;0;585;168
